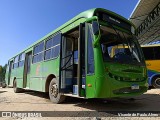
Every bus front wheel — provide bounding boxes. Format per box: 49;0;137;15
152;77;160;88
49;78;65;104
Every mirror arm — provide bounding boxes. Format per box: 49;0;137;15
93;34;101;47
86;17;101;47
86;16;98;23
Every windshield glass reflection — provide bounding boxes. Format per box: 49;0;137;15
100;25;144;65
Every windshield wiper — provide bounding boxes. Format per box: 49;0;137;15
107;23;126;47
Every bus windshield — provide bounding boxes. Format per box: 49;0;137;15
100;25;144;65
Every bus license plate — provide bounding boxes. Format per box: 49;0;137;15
131;84;139;90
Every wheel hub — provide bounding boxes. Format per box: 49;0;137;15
50;84;58;98
155;78;160;87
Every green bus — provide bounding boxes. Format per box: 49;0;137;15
5;8;148;103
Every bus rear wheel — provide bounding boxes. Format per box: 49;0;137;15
49;78;65;104
13;80;22;93
2;84;6;88
152;77;160;88
2;83;6;88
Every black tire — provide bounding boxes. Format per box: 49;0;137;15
152;77;160;88
13;80;22;93
49;78;65;104
2;84;6;88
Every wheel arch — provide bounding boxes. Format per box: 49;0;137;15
13;77;16;84
150;74;160;85
45;74;56;92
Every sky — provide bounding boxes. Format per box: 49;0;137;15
0;0;138;66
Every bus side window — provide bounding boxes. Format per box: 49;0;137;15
13;55;19;68
44;33;61;60
33;41;44;63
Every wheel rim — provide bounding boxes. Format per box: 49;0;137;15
50;84;58;98
155;78;160;87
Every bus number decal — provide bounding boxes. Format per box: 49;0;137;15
36;64;40;75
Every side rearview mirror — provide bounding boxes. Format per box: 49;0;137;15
92;21;99;35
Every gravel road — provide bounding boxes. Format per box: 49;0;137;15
0;87;160;120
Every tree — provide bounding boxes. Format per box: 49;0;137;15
0;64;7;82
0;65;2;74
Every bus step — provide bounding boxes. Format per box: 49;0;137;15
23;87;30;90
73;85;85;95
63;93;84;98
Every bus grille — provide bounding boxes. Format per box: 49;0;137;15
108;73;146;82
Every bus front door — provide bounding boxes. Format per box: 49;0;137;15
60;24;85;97
23;52;32;88
60;35;74;93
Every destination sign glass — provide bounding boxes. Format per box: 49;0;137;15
96;12;131;31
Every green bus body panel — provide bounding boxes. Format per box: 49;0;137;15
16;67;24;88
86;75;96;97
94;45;111;98
9;69;15;86
30;63;43;91
29;57;60;92
86;44;110;98
26;73;30;88
8;67;23;87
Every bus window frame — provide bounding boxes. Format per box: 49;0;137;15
99;21;132;35
142;46;160;61
32;41;45;64
13;55;19;69
86;23;95;75
99;24;144;65
18;52;25;67
44;32;61;62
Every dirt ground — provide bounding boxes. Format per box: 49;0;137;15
0;87;160;120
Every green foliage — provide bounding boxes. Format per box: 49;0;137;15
0;64;7;82
0;65;2;73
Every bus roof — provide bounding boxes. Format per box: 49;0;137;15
9;8;133;60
